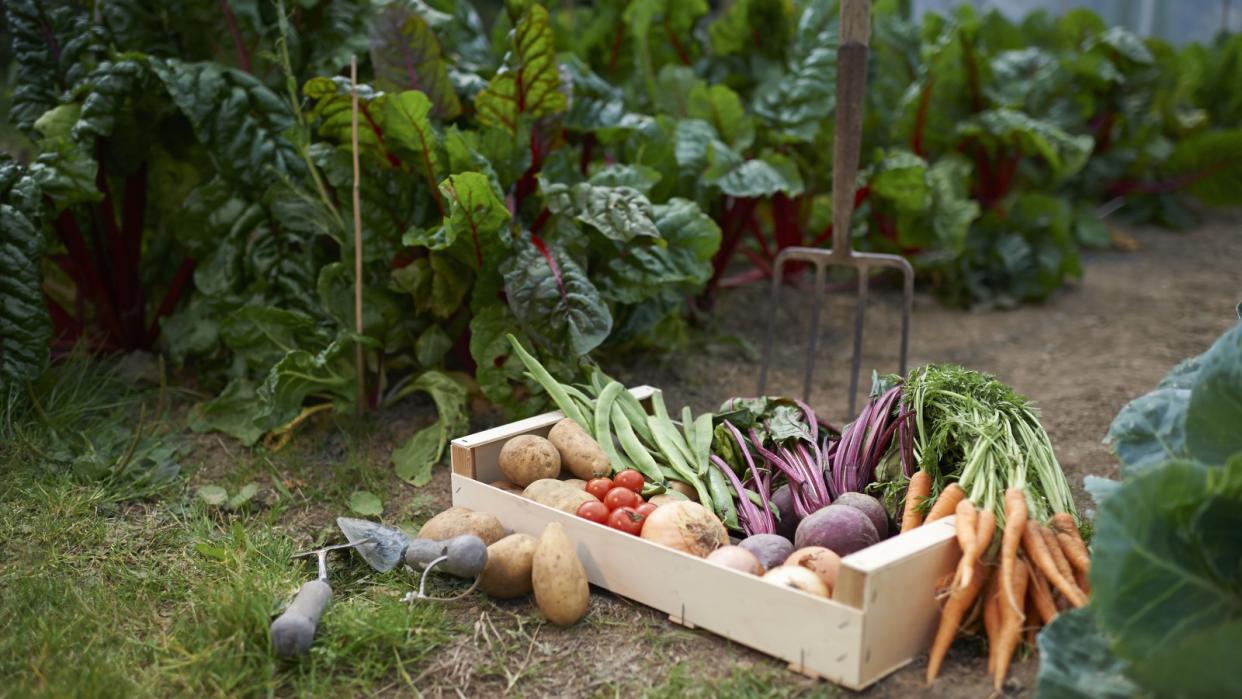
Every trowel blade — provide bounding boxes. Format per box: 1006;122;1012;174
336;517;409;572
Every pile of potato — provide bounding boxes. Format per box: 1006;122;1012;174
495;419;615;515
417;506;589;626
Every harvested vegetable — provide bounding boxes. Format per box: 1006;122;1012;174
1023;520;1086;608
1000;488;1028;616
993;557;1029;689
738;534;793;572
640;501;727;557
924;483;966;523
926;560;989;684
770;484;799;540
762;565;830;598
833;492;889;538
418;507;505;546
794;504;878;556
900;470;932;532
498;435;561;486
958;504;994;590
523;479;600;514
785;547;842;592
532;523;589;626
548;418;610;480
480;533;538;599
706;545;765;576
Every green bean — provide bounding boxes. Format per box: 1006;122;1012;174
692;413;714;477
507;335;589;428
593;382;632;474
647;414;712;507
707;466;738;528
612;405;665;485
615;390;654;445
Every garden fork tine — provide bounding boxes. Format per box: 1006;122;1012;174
757;0;915;417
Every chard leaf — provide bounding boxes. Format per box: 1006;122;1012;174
708;0;788;58
252;337;360;433
956;109;1093;182
369;3;461;120
438;172;512;256
1161;129;1242;207
475;4;566;133
542;181;659;242
154;59;304;192
378;90;446;188
687;83;754;150
709;152;805;198
597;198;720;304
189;378;264;446
752;0;837;142
428;251;472;319
1184;323;1242;465
502;237;612;355
469;305;531;415
391;371;468;486
1034;607;1138;699
316;263;402;348
0;158;50;388
869;150;929;213
6;0;103;135
559;54;626;132
588;164;662;195
414;324;452;367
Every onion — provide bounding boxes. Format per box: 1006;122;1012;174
706;545;765;575
785;546;842;593
762;565;830;598
640;501;728;557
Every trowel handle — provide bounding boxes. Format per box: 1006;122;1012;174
271;579;332;658
403;535;488;578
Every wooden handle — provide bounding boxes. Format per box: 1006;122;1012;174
831;0;871;256
270;579;332;658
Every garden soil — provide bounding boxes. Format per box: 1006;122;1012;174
245;209;1241;697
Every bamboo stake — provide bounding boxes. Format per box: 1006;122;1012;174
350;55;365;415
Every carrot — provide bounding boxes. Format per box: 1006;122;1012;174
925;483;967;523
952;498;977;588
993;557;1029;690
983;572;1001;675
1076;569;1092;596
1027;564;1058;624
926;561;989;684
1023;521;1088;608
1000;488;1028;616
959;507;995;590
1051;512;1091;576
901;470;932;532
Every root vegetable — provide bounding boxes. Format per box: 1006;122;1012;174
706;545;765;576
532;523;589;625
833;492;890;538
490;480;523;494
1050;512;1090;576
418;507;505;546
993;557;1029;690
548;418;610;480
640;501;728;557
784;546;842;592
522;479;600;514
498;435;561;486
1027;564;1058;624
925;483;966;523
926;561;988;684
762;565;830;598
480;533;538;599
771;484;800;540
1001;488;1028;616
901;471;932;532
1040;524;1075;584
953;499;977;589
563;478;587;491
983;572;1001;675
794;505;879;556
1022;521;1087;608
738;534;794;572
647;493;688;506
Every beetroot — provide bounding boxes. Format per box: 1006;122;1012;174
794;505;879;556
770;484;800;540
738;533;794;572
833;492;890;539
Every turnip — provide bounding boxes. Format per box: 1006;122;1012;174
705;545;765;576
833;492;890;539
738;533;794;572
770;484;800;540
794;504;879;556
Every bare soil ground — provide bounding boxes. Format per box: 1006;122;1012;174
194;209;1242;697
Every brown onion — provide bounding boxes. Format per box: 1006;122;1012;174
785;546;842;593
762;565;830;597
705;545;765;575
640;501;728;557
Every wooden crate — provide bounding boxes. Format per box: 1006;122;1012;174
449;387;959;690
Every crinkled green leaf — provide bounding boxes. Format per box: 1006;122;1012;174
559;54;625;132
869;150;928;213
1106;388;1189;475
0;158;50;388
925;155;980;250
502;238;612;355
189;378;264;446
218;306;329;371
597;198;720;304
708;0;788;57
469;304;529;415
391;370;468;486
349;490;384;516
588;164;662;194
1034;607;1138;699
316;262;402;348
428;172;512;256
1092;457;1242;698
414;324;452;367
1184;323;1242;465
752;0;837;142
542;181;659;242
429;251;471;319
160;303;219;365
709;152;805;198
6;0;104;135
369;3;461;120
688;83;754;150
956;109;1093;181
252;337;359;433
475;4;566;133
1162;129;1242;207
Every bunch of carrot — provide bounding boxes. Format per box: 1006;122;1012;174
911;486;1092;689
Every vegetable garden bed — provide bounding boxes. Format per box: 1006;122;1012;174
450;387;962;689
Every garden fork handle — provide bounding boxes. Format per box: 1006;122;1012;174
831;0;871;259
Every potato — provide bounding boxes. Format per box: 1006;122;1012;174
563;478;587;490
498;435;561;487
490;480;523;494
667;481;699;502
532;522;589;625
417;507;505;545
547;418;610;480
480;533;538;599
522;479;599;514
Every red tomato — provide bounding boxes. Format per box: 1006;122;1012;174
585;478;613;501
608;507;645;535
576;501;610;524
613;469;645;493
603;486;642;510
635;502;657;519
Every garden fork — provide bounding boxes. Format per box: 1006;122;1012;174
757;0;914;417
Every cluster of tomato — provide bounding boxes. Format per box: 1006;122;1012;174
576;469;654;535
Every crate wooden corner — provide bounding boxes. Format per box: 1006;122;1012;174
449;388;959;690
